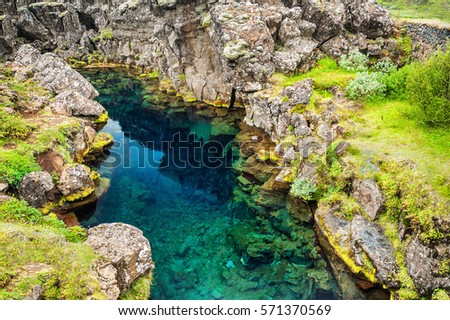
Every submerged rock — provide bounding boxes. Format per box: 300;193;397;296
86;223;155;296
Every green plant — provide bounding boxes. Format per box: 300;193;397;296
100;29;113;40
339;49;368;72
0;198;87;243
373;58;396;74
290;177;319;201
346;72;386;100
406;49;450;127
381;65;411;100
0;111;34;140
0;149;40;186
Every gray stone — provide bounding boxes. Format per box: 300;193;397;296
0;182;9;193
283;79;314;106
50;90;105;117
19;171;55;208
14;45;98;99
57;164;94;197
406;237;450;295
86;223;155;291
352;179;384;220
351;215;399;288
13;44;41;67
23;285;44;300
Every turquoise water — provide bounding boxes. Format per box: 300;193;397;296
80;70;339;300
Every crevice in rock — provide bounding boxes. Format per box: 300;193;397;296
78;11;98;32
228;87;236;109
17;26;38;42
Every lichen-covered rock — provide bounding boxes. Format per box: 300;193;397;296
13;44;41;67
315;205;399;290
50;90;105;117
282;79;314;106
351;179;385;220
351;215;399;288
86;223;155;293
346;2;394;39
19;171;55;208
406;237;450;295
14;45;98;99
92;260;120;300
57;164;95;200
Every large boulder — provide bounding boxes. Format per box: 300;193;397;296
346;2;394;39
14;45;98;99
57;164;95;200
351;179;384;220
351;215;399;288
406;237;450;295
86;223;155;294
315;205;399;289
19;171;55;208
50;90;105;117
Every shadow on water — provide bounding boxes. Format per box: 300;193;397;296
79;69;340;300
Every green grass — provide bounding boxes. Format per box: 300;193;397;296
347;99;450;197
273;57;356;90
0;222;105;300
0;148;41;187
0;198;104;300
119;273;152;300
379;0;450;23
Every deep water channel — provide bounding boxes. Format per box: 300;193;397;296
79;69;339;300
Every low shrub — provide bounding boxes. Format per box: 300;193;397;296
339;49;368;72
346;72;386;100
290;177;319;201
0;111;34;140
373;58;397;74
406;50;450;127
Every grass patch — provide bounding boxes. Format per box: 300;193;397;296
379;0;450;23
272;57;356;90
119;272;152;300
0;222;105;300
0;148;40;187
0;198;87;243
346;99;450;197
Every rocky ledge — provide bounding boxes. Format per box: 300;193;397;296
0;43;152;300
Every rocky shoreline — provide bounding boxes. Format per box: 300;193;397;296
0;0;449;300
0;44;154;299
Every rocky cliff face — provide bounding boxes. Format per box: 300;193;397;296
0;0;394;105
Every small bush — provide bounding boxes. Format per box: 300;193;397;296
0;111;34;140
406;50;450;127
373;58;397;74
381;65;411;100
346;72;386;100
291;177;319;201
0;150;41;186
339;49;368;72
